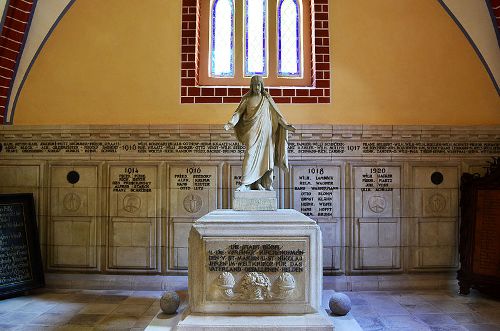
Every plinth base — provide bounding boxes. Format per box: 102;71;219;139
233;190;277;210
176;309;334;330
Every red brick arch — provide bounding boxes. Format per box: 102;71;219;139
0;0;38;124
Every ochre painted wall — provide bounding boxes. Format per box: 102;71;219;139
13;0;500;125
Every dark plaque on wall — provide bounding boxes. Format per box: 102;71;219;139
0;193;44;298
458;159;500;296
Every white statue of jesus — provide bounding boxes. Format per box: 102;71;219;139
224;75;295;191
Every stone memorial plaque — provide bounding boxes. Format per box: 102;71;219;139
169;165;218;218
353;166;401;218
169;165;219;270
0;194;44;298
291;165;340;218
108;165;158;270
410;166;459;270
109;166;157;218
48;165;98;270
205;239;307;302
352;165;402;271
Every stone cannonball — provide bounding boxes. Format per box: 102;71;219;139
160;291;180;314
329;292;351;316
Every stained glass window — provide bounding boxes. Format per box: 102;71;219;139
211;0;234;77
245;0;267;76
278;0;301;77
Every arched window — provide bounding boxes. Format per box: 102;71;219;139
245;0;267;77
199;0;312;87
278;0;301;77
210;0;235;77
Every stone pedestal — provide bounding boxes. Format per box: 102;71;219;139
232;191;277;211
175;209;334;330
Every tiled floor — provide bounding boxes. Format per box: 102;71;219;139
343;289;500;331
0;285;499;330
0;289;180;331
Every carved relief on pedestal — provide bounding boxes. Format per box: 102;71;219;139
215;272;236;299
212;272;296;301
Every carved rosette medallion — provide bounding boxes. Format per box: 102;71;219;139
216;272;236;299
63;192;81;212
368;195;386;214
428;193;446;214
239;272;272;300
183;193;202;213
123;194;141;213
273;272;296;299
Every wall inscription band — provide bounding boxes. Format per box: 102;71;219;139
1;140;499;157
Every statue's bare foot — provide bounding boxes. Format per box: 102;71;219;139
236;184;250;191
257;184;266;191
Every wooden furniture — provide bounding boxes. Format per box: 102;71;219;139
458;158;500;295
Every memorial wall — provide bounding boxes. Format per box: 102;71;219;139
0;124;498;276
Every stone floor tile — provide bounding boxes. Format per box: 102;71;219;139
67;313;106;326
15;301;58;314
477;310;500;324
143;300;162;317
437;301;474;313
78;303;119;314
449;312;484;324
356;316;386;331
66;293;101;303
0;298;31;312
121;296;156;305
134;316;156;328
415;313;459;326
461;324;500;331
0;311;44;325
380;314;431;330
29;312;73;326
392;293;429;305
350;297;368;305
54;325;95;331
372;303;411;315
349;304;378;317
13;326;58;331
429;326;468;331
465;302;495;311
403;302;443;314
94;294;129;303
96;314;139;329
47;302;86;314
112;303;151;316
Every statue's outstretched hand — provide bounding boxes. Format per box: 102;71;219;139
224;123;234;131
285;124;296;132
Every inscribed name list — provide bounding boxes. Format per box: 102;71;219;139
169;165;218;217
0;204;32;286
292;165;340;218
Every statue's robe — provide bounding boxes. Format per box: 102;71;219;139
227;91;291;186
